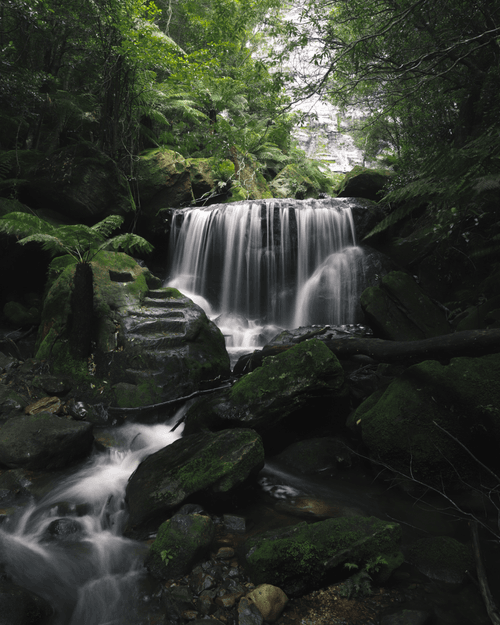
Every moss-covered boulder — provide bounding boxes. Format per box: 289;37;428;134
36;252;230;407
0;412;93;470
125;428;264;537
3;300;41;326
182;339;347;439
351;353;500;486
22;143;135;222
360;271;451;340
242;516;403;596
145;511;215;580
269;164;320;199
406;536;473;584
337;166;393;201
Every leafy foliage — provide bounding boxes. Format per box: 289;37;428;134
0;213;153;263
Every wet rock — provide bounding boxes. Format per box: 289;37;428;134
146;512;215;580
125;429;264;536
183;340;347;439
0;385;28;414
380;609;432;625
238;596;264;625
246;584;288;623
0;413;93;470
0;578;53;625
350;353;500;486
162;585;196;624
46;518;82;539
406;536;473;584
223;514;248;534
360;271;451;341
32;375;72;396
0;352;18;373
274;496;365;521
242;516;403;596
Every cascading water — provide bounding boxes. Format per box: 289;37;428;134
166;198;366;358
0;420;184;625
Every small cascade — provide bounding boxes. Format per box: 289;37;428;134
0;420;184;625
166;198;367;357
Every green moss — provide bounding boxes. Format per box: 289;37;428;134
114;378;162;408
407;536;473;581
230;340;344;406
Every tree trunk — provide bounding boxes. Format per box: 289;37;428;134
236;329;500;373
70;262;93;360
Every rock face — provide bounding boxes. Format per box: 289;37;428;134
125;428;264;536
36;251;230;407
242;516;403;596
22;144;135;222
183;339;347;439
146;511;215;580
406;536;473;584
360;271;451;340
0;413;93;470
351;353;500;485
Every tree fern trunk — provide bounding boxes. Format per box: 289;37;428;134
70;262;93;360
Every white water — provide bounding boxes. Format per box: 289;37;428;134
0;420;184;625
167;199;366;359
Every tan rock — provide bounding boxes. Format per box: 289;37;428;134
247;584;288;623
24;396;63;415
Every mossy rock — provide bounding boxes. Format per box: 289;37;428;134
269;164;320;199
360;271;451;340
125;428;264;537
36;252;229;406
0;412;93;470
353;353;500;487
22;143;135;222
406;536;473;583
146;512;215;580
242;516;403;596
337;166;393;201
3;301;40;326
183;339;347;439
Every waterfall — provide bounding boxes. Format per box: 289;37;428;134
0;420;184;625
166;198;366;355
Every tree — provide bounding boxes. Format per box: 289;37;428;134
0;212;153;359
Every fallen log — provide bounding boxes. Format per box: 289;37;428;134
236;329;500;373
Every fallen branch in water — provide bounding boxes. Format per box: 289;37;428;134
236;329;500;372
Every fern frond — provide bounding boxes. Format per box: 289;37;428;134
91;215;124;238
103;233;154;255
0;212;53;237
362;201;420;240
17;233;67;256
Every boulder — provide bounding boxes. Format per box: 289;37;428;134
0;413;93;470
360;271;451;340
21;143;135;222
337;166;393;201
246;585;288;623
242;516;403;596
36;252;230;407
146;512;215;580
405;536;473;584
3;301;40;326
183;339;347;439
274;438;353;474
125;428;264;536
350;353;500;486
0;578;53;625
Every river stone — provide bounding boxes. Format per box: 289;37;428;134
146;512;215;580
350;352;500;487
274;437;352;474
125;428;264;536
337;166;393;202
360;271;451;340
0;579;53;625
182;339;347;439
246;584;289;623
242;516;403;597
0;413;93;470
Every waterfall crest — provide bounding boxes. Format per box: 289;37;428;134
167;198;366;349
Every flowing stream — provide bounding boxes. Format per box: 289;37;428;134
166;198;368;361
0;420;183;625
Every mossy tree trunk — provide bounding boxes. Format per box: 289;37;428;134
70;262;94;360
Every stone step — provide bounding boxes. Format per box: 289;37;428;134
128;306;185;320
123;333;185;350
142;297;188;309
125;368;165;385
126;318;187;336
